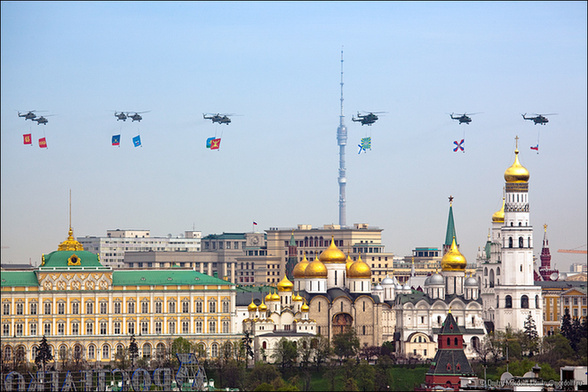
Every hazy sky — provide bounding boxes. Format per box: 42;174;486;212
2;1;586;272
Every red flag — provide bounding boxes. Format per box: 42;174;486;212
39;137;47;148
23;134;32;145
210;138;221;150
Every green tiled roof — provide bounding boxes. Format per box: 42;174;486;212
112;270;234;286
1;271;39;287
41;250;106;269
445;205;457;246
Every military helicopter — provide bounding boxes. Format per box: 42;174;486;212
351;112;385;126
114;111;128;121
203;113;232;125
33;115;55;125
128;111;150;122
450;112;480;124
18;110;41;121
522;113;555;125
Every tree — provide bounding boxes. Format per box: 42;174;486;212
332;329;360;363
246;362;282;391
272;338;298;371
355;360;375;391
35;335;53;372
560;308;573;342
312;335;332;371
171;336;192;357
242;330;254;367
523;314;539;356
129;334;139;369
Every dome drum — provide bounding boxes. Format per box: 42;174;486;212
505;183;528;193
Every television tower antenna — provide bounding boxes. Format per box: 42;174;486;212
337;48;347;227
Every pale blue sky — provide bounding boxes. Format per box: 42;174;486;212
2;1;586;271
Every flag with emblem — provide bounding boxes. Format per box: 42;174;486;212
133;135;141;147
39;137;48;148
112;135;121;146
23;134;32;145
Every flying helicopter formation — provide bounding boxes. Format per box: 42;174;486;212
203;113;233;125
17;110;54;125
114;111;150;122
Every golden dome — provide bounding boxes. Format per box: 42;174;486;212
492;197;505;222
271;291;280;301
305;256;328;278
319;237;346;263
58;227;84;251
247;300;258;311
504;148;530;183
301;301;310;312
441;237;467;271
293;293;303;302
293;254;310;279
265;291;273;302
258;302;267;311
277;275;294;292
346;253;354;272
348;254;372;279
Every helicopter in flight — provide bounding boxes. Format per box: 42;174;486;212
351;112;385;126
203;113;232;125
522;113;555;125
128;111;149;122
18;111;40;121
114;111;128;121
450;112;480;124
33;115;54;125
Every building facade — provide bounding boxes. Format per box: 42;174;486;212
1;227;239;367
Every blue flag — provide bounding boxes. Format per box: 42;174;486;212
133;135;141;147
112;135;121;146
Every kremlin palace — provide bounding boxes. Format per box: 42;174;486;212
1;142;586;368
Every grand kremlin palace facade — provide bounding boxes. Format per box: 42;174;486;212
1;229;238;365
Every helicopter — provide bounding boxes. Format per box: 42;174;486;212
18;111;40;121
351;112;384;126
522;113;555;125
203;113;232;125
128;111;149;122
114;111;128;121
33;115;54;125
450;112;480;124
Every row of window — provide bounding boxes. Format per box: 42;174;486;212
497;294;540;309
2;319;231;337
2;299;230;316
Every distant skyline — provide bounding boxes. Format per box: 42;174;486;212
1;2;586;272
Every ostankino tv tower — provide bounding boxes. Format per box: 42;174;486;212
337;49;347;227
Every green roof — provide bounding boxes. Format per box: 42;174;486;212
41;250;106;269
202;233;246;240
112;270;234;286
1;271;39;287
445;205;457;246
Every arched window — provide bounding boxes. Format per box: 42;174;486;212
142;343;151;358
437;316;441;325
489;269;495;288
528;237;532;248
454;337;458;346
509;237;513;248
102;345;110;360
211;343;218;358
521;295;529;309
505;295;512;308
497;267;501;276
519;237;524;248
262;341;267;349
497;295;500;308
156;343;166;358
447;338;450;346
88;345;95;359
535;295;539;309
484;267;488;276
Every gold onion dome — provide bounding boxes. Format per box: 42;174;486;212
348;254;372;279
492;197;505;223
319;237;346;263
265;291;273;302
258;302;267;311
441;237;467;271
305;256;328;278
504;148;530;183
271;291;280;301
293;293;303;302
292;254;310;279
277;275;294;292
58;227;84;251
345;253;354;272
301;302;310;312
247;300;258;311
